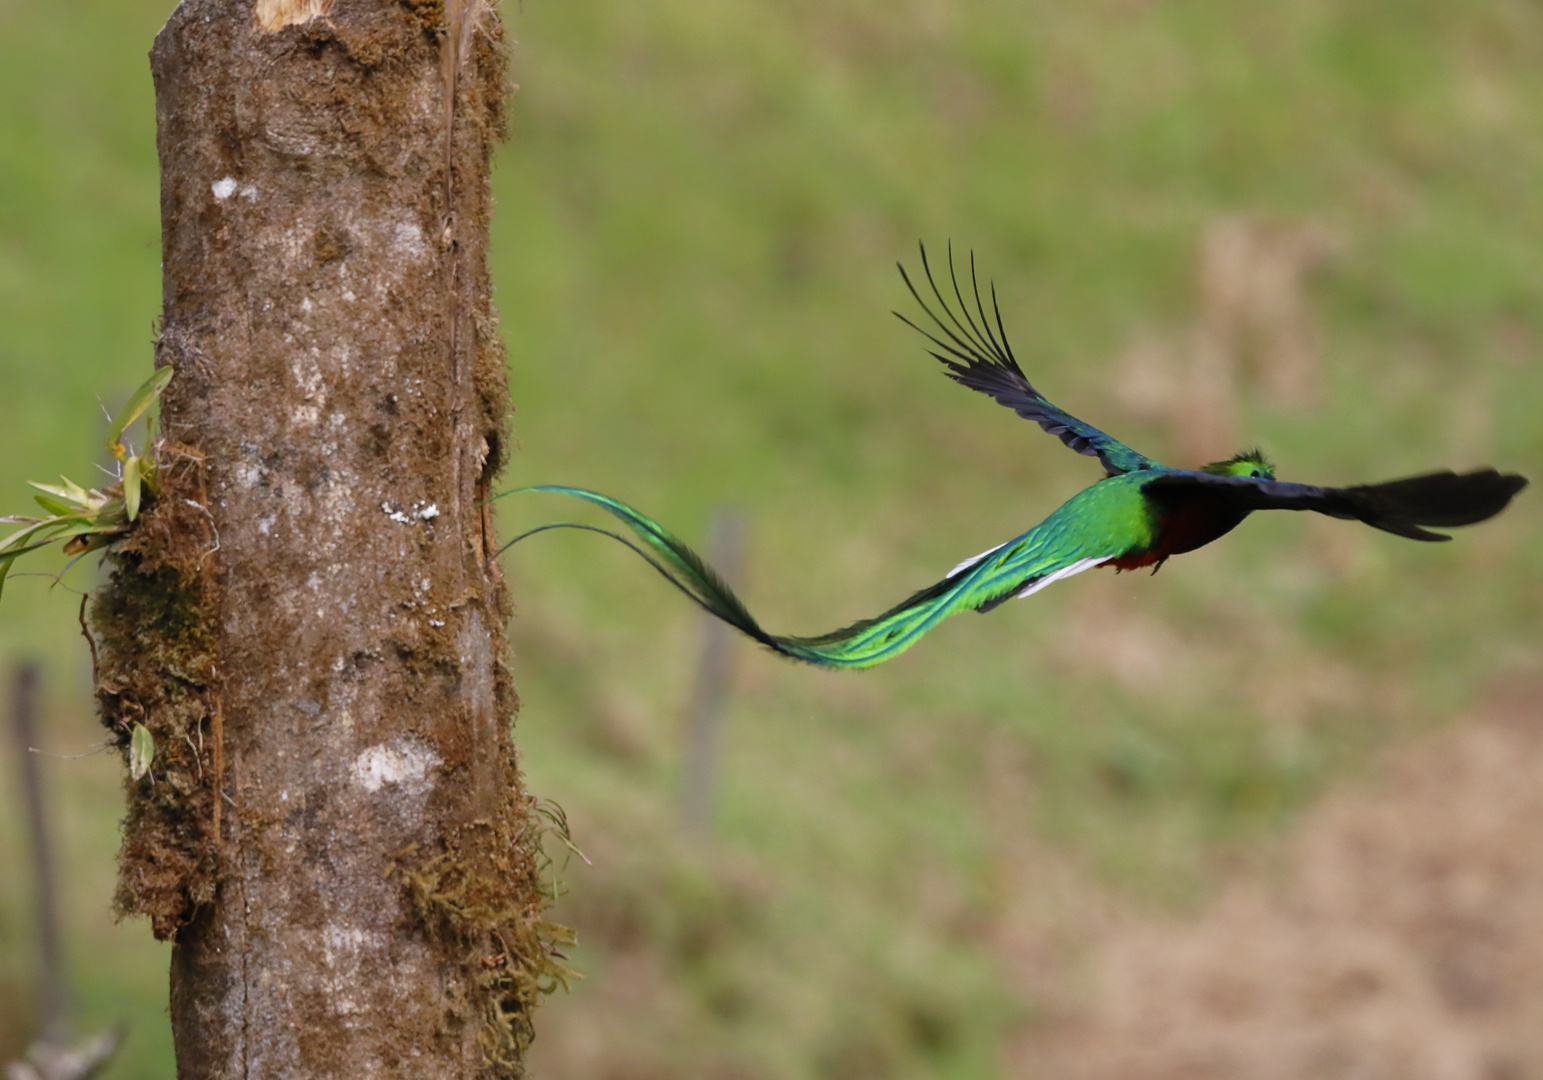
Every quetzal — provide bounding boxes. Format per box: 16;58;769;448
498;246;1527;670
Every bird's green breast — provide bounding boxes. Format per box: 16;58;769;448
1032;471;1160;561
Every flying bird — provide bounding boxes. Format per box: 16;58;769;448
498;246;1527;669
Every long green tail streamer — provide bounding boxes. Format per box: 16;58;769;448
492;485;1048;669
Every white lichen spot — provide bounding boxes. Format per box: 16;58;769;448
428;619;445;628
342;289;356;302
290;352;325;424
232;462;262;489
392;221;428;260
323;925;368;958
381;501;439;526
255;0;334;32
300;297;313;314
239;184;258;202
211;177;238;200
352;739;439;794
323;925;368;956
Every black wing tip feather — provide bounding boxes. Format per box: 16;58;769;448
897;241;1026;380
895;244;1062;421
896;241;1152;475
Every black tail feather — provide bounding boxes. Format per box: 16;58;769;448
1345;469;1528;540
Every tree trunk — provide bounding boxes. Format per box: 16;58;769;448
92;2;558;1076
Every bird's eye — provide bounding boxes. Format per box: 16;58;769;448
1250;469;1261;478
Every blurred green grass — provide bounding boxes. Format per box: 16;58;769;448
1;0;1540;1077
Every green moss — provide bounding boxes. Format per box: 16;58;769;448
392;810;578;1078
90;450;222;941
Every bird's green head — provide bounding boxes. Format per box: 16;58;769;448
1201;449;1275;480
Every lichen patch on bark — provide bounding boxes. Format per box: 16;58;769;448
255;0;334;33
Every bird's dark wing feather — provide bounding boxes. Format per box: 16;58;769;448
1142;468;1528;541
896;243;1159;476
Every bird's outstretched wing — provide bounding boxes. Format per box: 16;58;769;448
896;243;1159;476
1141;468;1528;541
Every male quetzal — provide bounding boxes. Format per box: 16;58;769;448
499;247;1527;669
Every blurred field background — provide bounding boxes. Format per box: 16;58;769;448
1;0;1541;1077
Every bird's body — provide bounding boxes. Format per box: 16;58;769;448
499;247;1527;670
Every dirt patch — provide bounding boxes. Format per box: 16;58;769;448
1009;681;1543;1080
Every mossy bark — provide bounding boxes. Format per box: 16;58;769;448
112;1;554;1075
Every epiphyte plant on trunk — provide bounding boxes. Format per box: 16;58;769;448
497;245;1528;669
0;364;176;775
0;365;175;597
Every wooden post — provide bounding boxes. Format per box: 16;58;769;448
9;663;66;1044
680;510;743;832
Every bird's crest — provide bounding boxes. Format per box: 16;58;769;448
1202;449;1275;479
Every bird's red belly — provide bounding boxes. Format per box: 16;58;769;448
1101;549;1160;571
1099;498;1243;571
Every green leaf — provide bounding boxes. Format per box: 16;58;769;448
139;455;160;499
31;477;99;510
0;533;71;561
57;475;92;504
52;520;114;542
123;456;142;522
0;518;65;552
32;493;75;517
107;365;174;458
0;536;61;603
129;723;155;781
30;480;80;504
